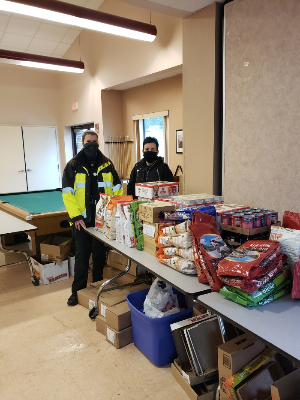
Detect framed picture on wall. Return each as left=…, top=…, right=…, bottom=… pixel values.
left=176, top=129, right=183, bottom=153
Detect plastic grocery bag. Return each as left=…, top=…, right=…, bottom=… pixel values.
left=143, top=278, right=180, bottom=318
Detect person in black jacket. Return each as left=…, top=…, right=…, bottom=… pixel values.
left=127, top=137, right=174, bottom=197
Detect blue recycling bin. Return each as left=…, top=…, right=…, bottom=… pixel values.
left=126, top=287, right=193, bottom=366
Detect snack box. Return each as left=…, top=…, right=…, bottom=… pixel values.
left=135, top=182, right=179, bottom=199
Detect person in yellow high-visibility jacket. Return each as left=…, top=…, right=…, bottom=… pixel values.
left=62, top=130, right=123, bottom=306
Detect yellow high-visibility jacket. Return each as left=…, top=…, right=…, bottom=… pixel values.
left=62, top=150, right=123, bottom=224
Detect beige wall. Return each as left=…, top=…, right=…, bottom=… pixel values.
left=58, top=0, right=183, bottom=167
left=182, top=4, right=217, bottom=195
left=224, top=0, right=300, bottom=219
left=0, top=63, right=60, bottom=126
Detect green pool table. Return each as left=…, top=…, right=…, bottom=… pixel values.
left=0, top=189, right=71, bottom=255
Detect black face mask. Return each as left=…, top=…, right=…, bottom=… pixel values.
left=83, top=142, right=99, bottom=163
left=143, top=151, right=158, bottom=164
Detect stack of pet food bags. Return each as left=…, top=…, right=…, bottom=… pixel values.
left=189, top=211, right=232, bottom=291
left=217, top=240, right=292, bottom=306
left=155, top=211, right=197, bottom=275
left=114, top=199, right=149, bottom=250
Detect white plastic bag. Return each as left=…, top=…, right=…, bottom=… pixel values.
left=143, top=278, right=180, bottom=318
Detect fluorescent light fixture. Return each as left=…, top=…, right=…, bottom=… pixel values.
left=0, top=49, right=85, bottom=73
left=0, top=0, right=157, bottom=42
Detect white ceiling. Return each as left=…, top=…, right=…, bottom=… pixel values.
left=0, top=0, right=224, bottom=58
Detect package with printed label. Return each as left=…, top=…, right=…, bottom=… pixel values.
left=135, top=181, right=179, bottom=199
left=95, top=193, right=110, bottom=232
left=105, top=195, right=133, bottom=240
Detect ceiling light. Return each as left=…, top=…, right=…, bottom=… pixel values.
left=0, top=49, right=84, bottom=73
left=0, top=0, right=157, bottom=42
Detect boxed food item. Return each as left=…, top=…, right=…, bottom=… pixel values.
left=218, top=334, right=266, bottom=400
left=105, top=325, right=133, bottom=349
left=40, top=235, right=71, bottom=263
left=143, top=235, right=158, bottom=256
left=30, top=257, right=69, bottom=285
left=271, top=368, right=300, bottom=400
left=139, top=202, right=175, bottom=223
left=135, top=182, right=179, bottom=199
left=105, top=301, right=131, bottom=331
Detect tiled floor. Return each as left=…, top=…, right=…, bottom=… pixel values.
left=0, top=262, right=188, bottom=400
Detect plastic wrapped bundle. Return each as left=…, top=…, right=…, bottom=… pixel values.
left=163, top=256, right=197, bottom=275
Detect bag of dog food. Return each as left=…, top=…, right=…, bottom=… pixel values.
left=162, top=219, right=191, bottom=236
left=163, top=256, right=197, bottom=275
left=219, top=266, right=292, bottom=306
left=189, top=223, right=231, bottom=291
left=192, top=236, right=209, bottom=283
left=219, top=256, right=287, bottom=293
left=129, top=200, right=148, bottom=250
left=95, top=193, right=110, bottom=232
left=123, top=204, right=135, bottom=248
left=217, top=240, right=281, bottom=279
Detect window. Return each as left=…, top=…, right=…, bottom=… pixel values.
left=133, top=111, right=169, bottom=163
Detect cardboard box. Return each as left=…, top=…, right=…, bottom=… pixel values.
left=106, top=325, right=132, bottom=348
left=77, top=280, right=119, bottom=309
left=135, top=182, right=179, bottom=199
left=40, top=235, right=72, bottom=263
left=139, top=202, right=175, bottom=223
left=98, top=283, right=149, bottom=318
left=143, top=222, right=159, bottom=237
left=30, top=257, right=69, bottom=285
left=220, top=221, right=281, bottom=236
left=95, top=315, right=106, bottom=335
left=218, top=334, right=265, bottom=400
left=77, top=286, right=99, bottom=310
left=271, top=368, right=300, bottom=400
left=143, top=235, right=158, bottom=256
left=107, top=250, right=146, bottom=276
left=174, top=358, right=218, bottom=387
left=237, top=361, right=284, bottom=400
left=171, top=360, right=216, bottom=400
left=103, top=266, right=136, bottom=285
left=105, top=301, right=131, bottom=331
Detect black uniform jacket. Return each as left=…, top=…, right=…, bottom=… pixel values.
left=127, top=157, right=174, bottom=197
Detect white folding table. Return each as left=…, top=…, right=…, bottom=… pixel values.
left=86, top=227, right=211, bottom=296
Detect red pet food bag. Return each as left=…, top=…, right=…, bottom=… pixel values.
left=192, top=211, right=218, bottom=231
left=292, top=261, right=300, bottom=299
left=189, top=223, right=231, bottom=291
left=282, top=211, right=300, bottom=230
left=217, top=240, right=282, bottom=279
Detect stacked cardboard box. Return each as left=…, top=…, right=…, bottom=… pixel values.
left=139, top=202, right=175, bottom=256
left=96, top=301, right=133, bottom=349
left=106, top=250, right=146, bottom=276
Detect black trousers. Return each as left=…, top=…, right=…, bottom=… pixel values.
left=71, top=225, right=106, bottom=295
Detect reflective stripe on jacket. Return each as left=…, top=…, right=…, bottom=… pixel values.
left=62, top=151, right=123, bottom=224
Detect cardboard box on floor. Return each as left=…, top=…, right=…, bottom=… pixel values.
left=98, top=283, right=149, bottom=318
left=106, top=301, right=131, bottom=331
left=236, top=361, right=284, bottom=400
left=271, top=368, right=300, bottom=400
left=102, top=266, right=136, bottom=285
left=107, top=250, right=146, bottom=276
left=171, top=360, right=217, bottom=400
left=30, top=257, right=69, bottom=285
left=106, top=325, right=132, bottom=349
left=218, top=334, right=265, bottom=400
left=77, top=280, right=118, bottom=310
left=96, top=315, right=106, bottom=335
left=40, top=235, right=71, bottom=263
